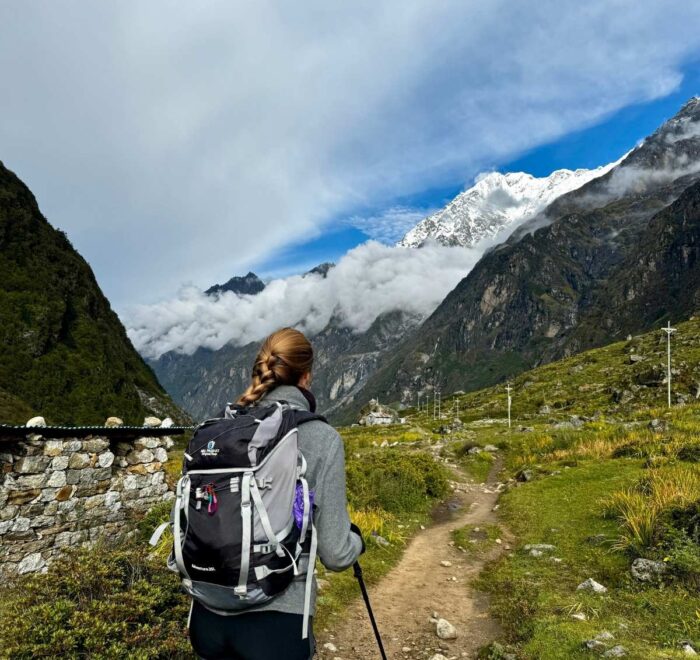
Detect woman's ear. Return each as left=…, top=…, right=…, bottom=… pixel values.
left=297, top=371, right=312, bottom=389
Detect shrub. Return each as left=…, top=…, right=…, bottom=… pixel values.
left=346, top=450, right=448, bottom=513
left=0, top=539, right=190, bottom=659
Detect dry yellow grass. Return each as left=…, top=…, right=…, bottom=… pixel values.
left=602, top=465, right=700, bottom=553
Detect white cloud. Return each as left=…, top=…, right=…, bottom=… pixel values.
left=1, top=2, right=700, bottom=305
left=348, top=206, right=435, bottom=244
left=127, top=241, right=483, bottom=358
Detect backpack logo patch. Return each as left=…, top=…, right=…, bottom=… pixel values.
left=201, top=440, right=220, bottom=457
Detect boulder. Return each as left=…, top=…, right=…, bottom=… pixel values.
left=483, top=444, right=498, bottom=452
left=630, top=558, right=666, bottom=582
left=603, top=647, right=628, bottom=657
left=516, top=469, right=534, bottom=483
left=577, top=578, right=607, bottom=594
left=648, top=418, right=667, bottom=432
left=143, top=416, right=162, bottom=428
left=26, top=416, right=47, bottom=428
left=436, top=618, right=457, bottom=640
left=583, top=640, right=607, bottom=652
left=160, top=417, right=175, bottom=428
left=372, top=534, right=390, bottom=547
left=681, top=642, right=697, bottom=655
left=105, top=416, right=124, bottom=427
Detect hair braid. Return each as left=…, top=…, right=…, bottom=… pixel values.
left=236, top=328, right=313, bottom=406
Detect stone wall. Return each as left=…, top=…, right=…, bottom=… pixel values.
left=0, top=432, right=175, bottom=575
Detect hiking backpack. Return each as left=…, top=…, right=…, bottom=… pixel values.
left=150, top=400, right=325, bottom=638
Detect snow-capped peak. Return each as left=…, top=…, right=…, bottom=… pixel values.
left=397, top=160, right=618, bottom=248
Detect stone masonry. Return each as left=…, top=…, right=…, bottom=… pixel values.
left=0, top=432, right=175, bottom=575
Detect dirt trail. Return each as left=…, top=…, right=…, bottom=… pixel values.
left=318, top=458, right=509, bottom=659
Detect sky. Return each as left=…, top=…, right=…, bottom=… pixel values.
left=1, top=1, right=700, bottom=315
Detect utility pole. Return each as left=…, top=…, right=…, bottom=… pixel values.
left=505, top=383, right=513, bottom=429
left=662, top=321, right=676, bottom=408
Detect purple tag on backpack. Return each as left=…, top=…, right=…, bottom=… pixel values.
left=293, top=483, right=314, bottom=529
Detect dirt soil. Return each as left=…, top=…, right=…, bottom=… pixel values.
left=317, top=458, right=509, bottom=659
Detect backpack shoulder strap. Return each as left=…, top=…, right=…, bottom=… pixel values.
left=292, top=410, right=328, bottom=426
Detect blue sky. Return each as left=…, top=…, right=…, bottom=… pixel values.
left=254, top=58, right=700, bottom=281
left=2, top=2, right=700, bottom=307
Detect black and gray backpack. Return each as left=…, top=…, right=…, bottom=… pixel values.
left=150, top=400, right=325, bottom=638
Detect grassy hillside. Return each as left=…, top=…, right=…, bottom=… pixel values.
left=429, top=315, right=700, bottom=422
left=401, top=318, right=700, bottom=659
left=0, top=161, right=188, bottom=425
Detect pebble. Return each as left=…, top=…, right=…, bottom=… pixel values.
left=571, top=612, right=587, bottom=621
left=603, top=646, right=628, bottom=657
left=323, top=642, right=337, bottom=652
left=440, top=560, right=452, bottom=567
left=401, top=646, right=411, bottom=652
left=681, top=642, right=698, bottom=655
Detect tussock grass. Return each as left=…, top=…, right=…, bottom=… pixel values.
left=603, top=466, right=700, bottom=554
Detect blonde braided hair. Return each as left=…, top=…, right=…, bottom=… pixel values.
left=237, top=327, right=313, bottom=406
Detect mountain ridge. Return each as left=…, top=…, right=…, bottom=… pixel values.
left=0, top=161, right=188, bottom=425
left=397, top=160, right=618, bottom=248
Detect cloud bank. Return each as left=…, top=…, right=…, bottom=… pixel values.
left=1, top=2, right=700, bottom=305
left=127, top=241, right=483, bottom=358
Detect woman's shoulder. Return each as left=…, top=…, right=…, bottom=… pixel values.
left=297, top=417, right=342, bottom=449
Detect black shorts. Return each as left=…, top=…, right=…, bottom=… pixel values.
left=189, top=600, right=315, bottom=660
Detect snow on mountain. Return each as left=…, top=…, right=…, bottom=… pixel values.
left=397, top=161, right=619, bottom=248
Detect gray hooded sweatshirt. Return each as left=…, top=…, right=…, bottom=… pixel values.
left=248, top=385, right=363, bottom=617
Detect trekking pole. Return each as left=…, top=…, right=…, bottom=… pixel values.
left=353, top=561, right=388, bottom=660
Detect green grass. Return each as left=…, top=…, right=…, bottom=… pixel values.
left=452, top=523, right=503, bottom=556
left=477, top=454, right=699, bottom=658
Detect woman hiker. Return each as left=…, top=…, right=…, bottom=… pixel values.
left=187, top=327, right=364, bottom=660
